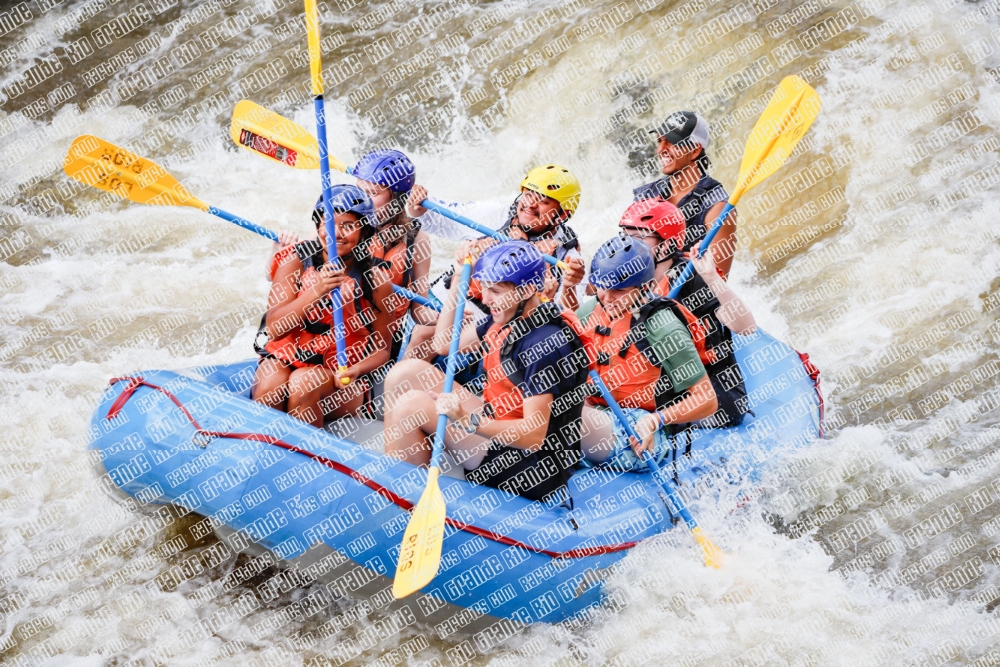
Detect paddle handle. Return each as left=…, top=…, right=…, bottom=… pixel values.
left=307, top=101, right=348, bottom=385
left=666, top=201, right=735, bottom=300
left=394, top=286, right=441, bottom=312
left=209, top=207, right=428, bottom=320
left=209, top=207, right=280, bottom=242
left=587, top=370, right=699, bottom=531
left=430, top=258, right=473, bottom=470
left=420, top=199, right=567, bottom=271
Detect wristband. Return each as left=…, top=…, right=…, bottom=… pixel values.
left=657, top=411, right=667, bottom=427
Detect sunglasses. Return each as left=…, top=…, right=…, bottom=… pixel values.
left=619, top=226, right=655, bottom=239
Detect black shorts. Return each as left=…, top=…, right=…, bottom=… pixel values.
left=702, top=374, right=748, bottom=429
left=465, top=443, right=568, bottom=502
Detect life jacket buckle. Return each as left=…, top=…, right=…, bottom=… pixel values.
left=597, top=352, right=610, bottom=366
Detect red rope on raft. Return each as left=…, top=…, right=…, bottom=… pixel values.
left=795, top=351, right=824, bottom=439
left=105, top=377, right=639, bottom=559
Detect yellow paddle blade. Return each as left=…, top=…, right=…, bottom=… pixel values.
left=63, top=135, right=208, bottom=210
left=304, top=0, right=324, bottom=96
left=393, top=467, right=446, bottom=598
left=229, top=101, right=351, bottom=173
left=692, top=526, right=723, bottom=569
left=231, top=100, right=320, bottom=170
left=732, top=76, right=821, bottom=203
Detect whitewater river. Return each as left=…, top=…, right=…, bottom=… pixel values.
left=3, top=0, right=1000, bottom=664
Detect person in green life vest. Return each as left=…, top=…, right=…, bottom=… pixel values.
left=577, top=235, right=718, bottom=471
left=620, top=198, right=755, bottom=428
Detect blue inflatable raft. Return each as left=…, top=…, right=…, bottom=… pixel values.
left=89, top=328, right=822, bottom=634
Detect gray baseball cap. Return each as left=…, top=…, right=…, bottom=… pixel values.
left=650, top=111, right=710, bottom=150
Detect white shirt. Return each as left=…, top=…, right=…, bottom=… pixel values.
left=414, top=197, right=510, bottom=241
left=417, top=197, right=584, bottom=306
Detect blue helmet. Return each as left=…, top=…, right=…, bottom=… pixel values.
left=352, top=149, right=416, bottom=193
left=589, top=234, right=655, bottom=290
left=312, top=184, right=376, bottom=228
left=474, top=241, right=548, bottom=292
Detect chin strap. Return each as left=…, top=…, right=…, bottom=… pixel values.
left=498, top=298, right=531, bottom=357
left=504, top=194, right=564, bottom=240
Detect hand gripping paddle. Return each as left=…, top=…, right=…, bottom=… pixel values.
left=667, top=75, right=821, bottom=298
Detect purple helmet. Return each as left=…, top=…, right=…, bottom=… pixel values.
left=352, top=149, right=416, bottom=193
left=312, top=184, right=376, bottom=228
left=473, top=241, right=547, bottom=292
left=589, top=234, right=655, bottom=290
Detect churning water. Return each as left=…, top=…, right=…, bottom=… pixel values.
left=2, top=0, right=1000, bottom=663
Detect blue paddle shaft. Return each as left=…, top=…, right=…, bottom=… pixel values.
left=209, top=206, right=425, bottom=315
left=421, top=199, right=560, bottom=268
left=209, top=207, right=279, bottom=242
left=430, top=259, right=473, bottom=470
left=394, top=286, right=441, bottom=312
left=666, top=201, right=735, bottom=300
left=588, top=370, right=699, bottom=530
left=313, top=95, right=349, bottom=371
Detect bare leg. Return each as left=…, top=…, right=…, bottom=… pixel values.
left=322, top=375, right=367, bottom=420
left=383, top=359, right=490, bottom=469
left=384, top=358, right=444, bottom=412
left=287, top=366, right=337, bottom=427
left=402, top=324, right=439, bottom=362
left=252, top=358, right=292, bottom=411
left=579, top=405, right=617, bottom=464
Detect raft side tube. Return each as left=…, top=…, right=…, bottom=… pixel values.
left=88, top=329, right=821, bottom=625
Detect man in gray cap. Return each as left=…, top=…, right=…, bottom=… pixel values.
left=633, top=111, right=737, bottom=279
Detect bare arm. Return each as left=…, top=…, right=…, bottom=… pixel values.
left=437, top=392, right=555, bottom=452
left=704, top=202, right=737, bottom=280
left=432, top=259, right=482, bottom=358
left=409, top=230, right=438, bottom=326
left=557, top=254, right=584, bottom=312
left=472, top=393, right=554, bottom=452
left=688, top=246, right=756, bottom=335
left=432, top=240, right=496, bottom=356
left=630, top=374, right=717, bottom=455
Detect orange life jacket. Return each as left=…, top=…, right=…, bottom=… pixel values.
left=481, top=302, right=594, bottom=420
left=370, top=228, right=418, bottom=331
left=585, top=297, right=709, bottom=411
left=268, top=244, right=298, bottom=281
left=256, top=241, right=377, bottom=368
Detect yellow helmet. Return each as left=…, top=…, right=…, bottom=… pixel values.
left=520, top=164, right=581, bottom=216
